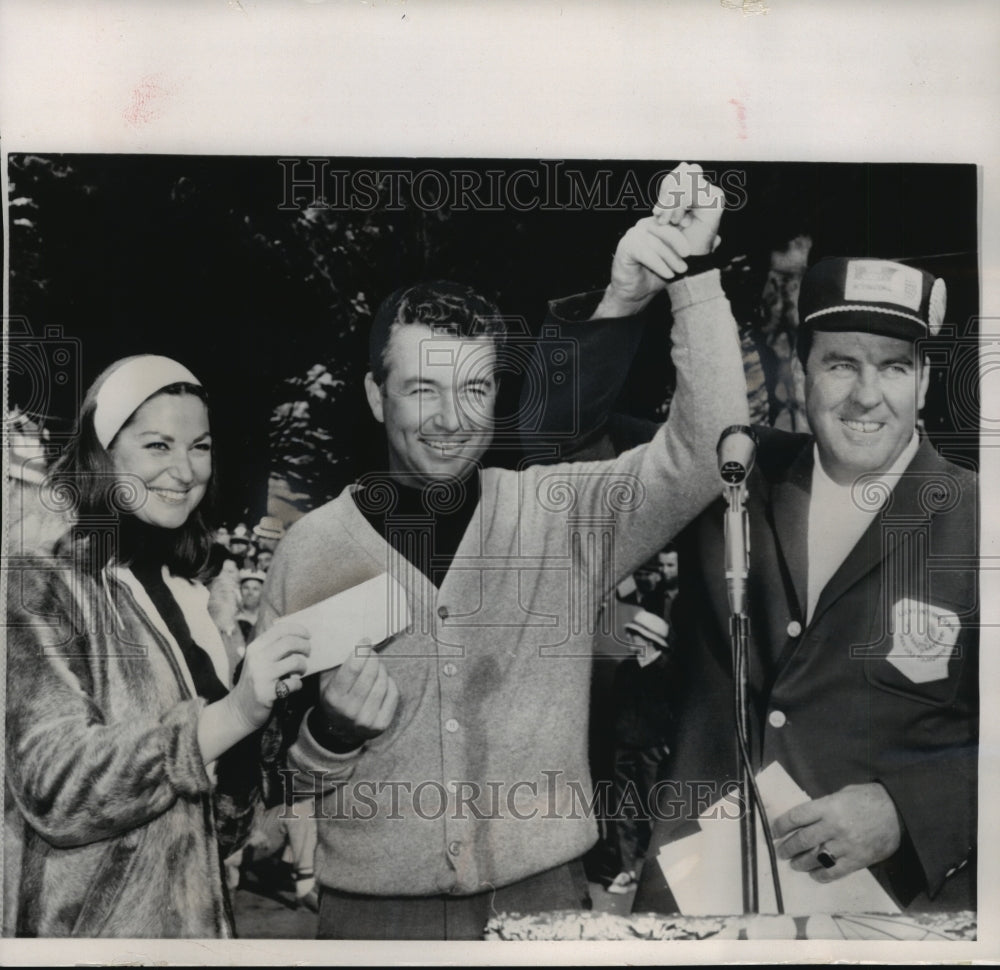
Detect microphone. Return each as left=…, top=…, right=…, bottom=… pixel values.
left=717, top=425, right=757, bottom=486
left=717, top=426, right=758, bottom=615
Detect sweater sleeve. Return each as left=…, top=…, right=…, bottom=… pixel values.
left=520, top=270, right=748, bottom=589
left=284, top=709, right=360, bottom=794
left=4, top=564, right=213, bottom=848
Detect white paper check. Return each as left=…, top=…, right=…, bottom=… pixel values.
left=657, top=761, right=900, bottom=915
left=280, top=573, right=410, bottom=676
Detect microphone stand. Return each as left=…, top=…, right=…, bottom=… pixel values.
left=718, top=425, right=781, bottom=914
left=731, top=615, right=757, bottom=913
left=725, top=483, right=758, bottom=914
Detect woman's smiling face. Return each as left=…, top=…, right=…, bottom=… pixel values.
left=110, top=392, right=212, bottom=530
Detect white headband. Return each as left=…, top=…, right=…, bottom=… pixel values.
left=94, top=355, right=202, bottom=449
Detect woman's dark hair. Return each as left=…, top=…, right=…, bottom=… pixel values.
left=50, top=379, right=215, bottom=578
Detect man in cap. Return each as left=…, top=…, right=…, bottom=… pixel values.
left=253, top=515, right=286, bottom=553
left=653, top=257, right=978, bottom=913
left=607, top=609, right=677, bottom=895
left=258, top=165, right=750, bottom=938
left=236, top=569, right=267, bottom=642
left=525, top=256, right=978, bottom=913
left=228, top=529, right=256, bottom=570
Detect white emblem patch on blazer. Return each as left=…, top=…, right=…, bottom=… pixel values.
left=888, top=598, right=960, bottom=684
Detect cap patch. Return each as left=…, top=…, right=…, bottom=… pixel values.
left=844, top=260, right=923, bottom=311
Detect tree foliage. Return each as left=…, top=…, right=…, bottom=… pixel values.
left=8, top=156, right=980, bottom=520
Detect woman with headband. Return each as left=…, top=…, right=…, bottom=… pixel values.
left=4, top=356, right=311, bottom=938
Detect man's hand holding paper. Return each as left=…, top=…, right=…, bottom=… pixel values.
left=773, top=782, right=903, bottom=883
left=312, top=646, right=400, bottom=752
left=275, top=572, right=408, bottom=752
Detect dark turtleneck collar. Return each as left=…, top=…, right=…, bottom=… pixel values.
left=352, top=469, right=481, bottom=587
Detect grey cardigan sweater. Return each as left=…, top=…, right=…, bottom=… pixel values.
left=258, top=272, right=747, bottom=897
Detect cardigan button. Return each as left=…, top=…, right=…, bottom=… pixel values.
left=768, top=709, right=787, bottom=729
left=442, top=662, right=457, bottom=677
left=786, top=620, right=802, bottom=638
left=445, top=718, right=460, bottom=734
left=448, top=840, right=462, bottom=857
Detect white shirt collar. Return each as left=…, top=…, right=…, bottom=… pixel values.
left=811, top=430, right=921, bottom=498
left=805, top=431, right=920, bottom=623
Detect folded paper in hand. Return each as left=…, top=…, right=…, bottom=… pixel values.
left=282, top=573, right=410, bottom=676
left=657, top=761, right=900, bottom=915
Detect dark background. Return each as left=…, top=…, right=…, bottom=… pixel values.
left=7, top=157, right=980, bottom=525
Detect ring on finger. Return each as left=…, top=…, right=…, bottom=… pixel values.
left=275, top=678, right=290, bottom=701
left=816, top=844, right=837, bottom=869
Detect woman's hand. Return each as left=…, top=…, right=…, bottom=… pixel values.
left=227, top=622, right=311, bottom=733
left=199, top=622, right=311, bottom=763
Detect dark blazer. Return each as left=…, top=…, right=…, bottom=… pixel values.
left=635, top=429, right=979, bottom=914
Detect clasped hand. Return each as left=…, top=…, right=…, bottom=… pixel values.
left=599, top=162, right=725, bottom=318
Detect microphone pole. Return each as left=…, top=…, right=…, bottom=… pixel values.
left=717, top=425, right=758, bottom=914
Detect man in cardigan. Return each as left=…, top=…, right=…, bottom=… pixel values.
left=258, top=165, right=750, bottom=939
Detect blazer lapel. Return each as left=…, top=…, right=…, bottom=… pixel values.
left=768, top=441, right=813, bottom=622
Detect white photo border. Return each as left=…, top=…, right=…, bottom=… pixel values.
left=1, top=0, right=998, bottom=965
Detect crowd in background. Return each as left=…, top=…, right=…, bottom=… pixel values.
left=204, top=517, right=321, bottom=913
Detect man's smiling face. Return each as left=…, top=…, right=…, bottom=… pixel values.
left=365, top=323, right=498, bottom=485
left=805, top=330, right=929, bottom=485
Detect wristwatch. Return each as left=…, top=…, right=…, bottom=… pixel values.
left=667, top=254, right=723, bottom=309
left=307, top=706, right=364, bottom=754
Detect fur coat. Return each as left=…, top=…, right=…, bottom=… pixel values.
left=4, top=557, right=261, bottom=938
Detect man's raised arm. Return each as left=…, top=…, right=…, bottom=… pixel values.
left=517, top=164, right=749, bottom=581
left=519, top=164, right=736, bottom=463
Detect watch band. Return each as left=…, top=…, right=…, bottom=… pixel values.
left=667, top=265, right=724, bottom=310
left=307, top=706, right=364, bottom=754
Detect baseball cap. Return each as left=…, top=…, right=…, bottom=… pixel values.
left=799, top=257, right=946, bottom=342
